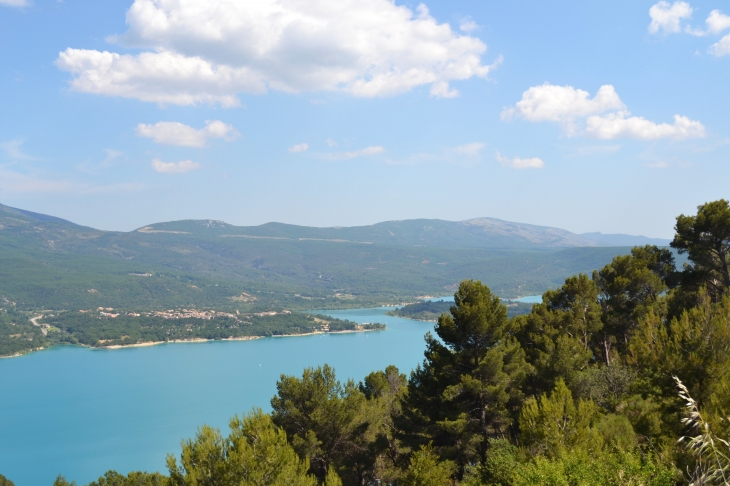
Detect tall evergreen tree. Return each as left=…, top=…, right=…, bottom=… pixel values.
left=404, top=280, right=532, bottom=471
left=672, top=199, right=730, bottom=302
left=514, top=274, right=599, bottom=396
left=359, top=366, right=410, bottom=484
left=270, top=364, right=374, bottom=484
left=594, top=245, right=675, bottom=355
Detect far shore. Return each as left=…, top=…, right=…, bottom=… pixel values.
left=0, top=347, right=45, bottom=359
left=103, top=328, right=383, bottom=347
left=270, top=328, right=384, bottom=338
left=102, top=336, right=263, bottom=349
left=0, top=328, right=385, bottom=359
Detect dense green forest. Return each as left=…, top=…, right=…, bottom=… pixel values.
left=387, top=300, right=533, bottom=321
left=21, top=199, right=730, bottom=485
left=0, top=310, right=383, bottom=356
left=0, top=232, right=634, bottom=311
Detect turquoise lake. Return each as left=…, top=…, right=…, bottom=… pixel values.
left=0, top=298, right=541, bottom=485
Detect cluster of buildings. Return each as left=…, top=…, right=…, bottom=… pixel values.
left=150, top=309, right=237, bottom=320
left=77, top=307, right=293, bottom=321
left=254, top=310, right=291, bottom=317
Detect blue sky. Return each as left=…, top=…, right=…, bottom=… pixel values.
left=0, top=0, right=728, bottom=237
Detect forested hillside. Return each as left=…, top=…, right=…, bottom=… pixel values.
left=32, top=200, right=730, bottom=486
left=0, top=202, right=647, bottom=309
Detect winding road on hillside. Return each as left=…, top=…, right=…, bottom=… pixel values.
left=30, top=315, right=47, bottom=336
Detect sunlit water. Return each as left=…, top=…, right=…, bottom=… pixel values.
left=0, top=308, right=436, bottom=485
left=0, top=298, right=542, bottom=485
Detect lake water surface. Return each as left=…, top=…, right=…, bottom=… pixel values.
left=0, top=298, right=541, bottom=485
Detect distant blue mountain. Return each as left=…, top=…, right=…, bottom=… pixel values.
left=1, top=202, right=672, bottom=250
left=579, top=232, right=671, bottom=247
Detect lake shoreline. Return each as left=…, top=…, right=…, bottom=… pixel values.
left=270, top=328, right=384, bottom=338
left=102, top=335, right=264, bottom=349
left=100, top=330, right=384, bottom=348
left=0, top=346, right=47, bottom=359
left=0, top=328, right=386, bottom=358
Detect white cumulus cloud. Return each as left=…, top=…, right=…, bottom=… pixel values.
left=503, top=83, right=705, bottom=140
left=151, top=158, right=201, bottom=174
left=136, top=120, right=238, bottom=147
left=706, top=10, right=730, bottom=34
left=648, top=1, right=693, bottom=34
left=56, top=0, right=498, bottom=106
left=710, top=33, right=730, bottom=56
left=647, top=4, right=730, bottom=52
left=429, top=81, right=459, bottom=99
left=677, top=8, right=730, bottom=36
left=289, top=143, right=309, bottom=153
left=586, top=113, right=706, bottom=140
left=326, top=139, right=338, bottom=147
left=496, top=151, right=544, bottom=169
left=501, top=84, right=624, bottom=134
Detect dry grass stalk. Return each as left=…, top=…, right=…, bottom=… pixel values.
left=675, top=376, right=730, bottom=485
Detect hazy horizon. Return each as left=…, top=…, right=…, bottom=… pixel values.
left=1, top=200, right=675, bottom=240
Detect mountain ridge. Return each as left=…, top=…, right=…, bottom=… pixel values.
left=132, top=215, right=670, bottom=249
left=1, top=202, right=671, bottom=250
